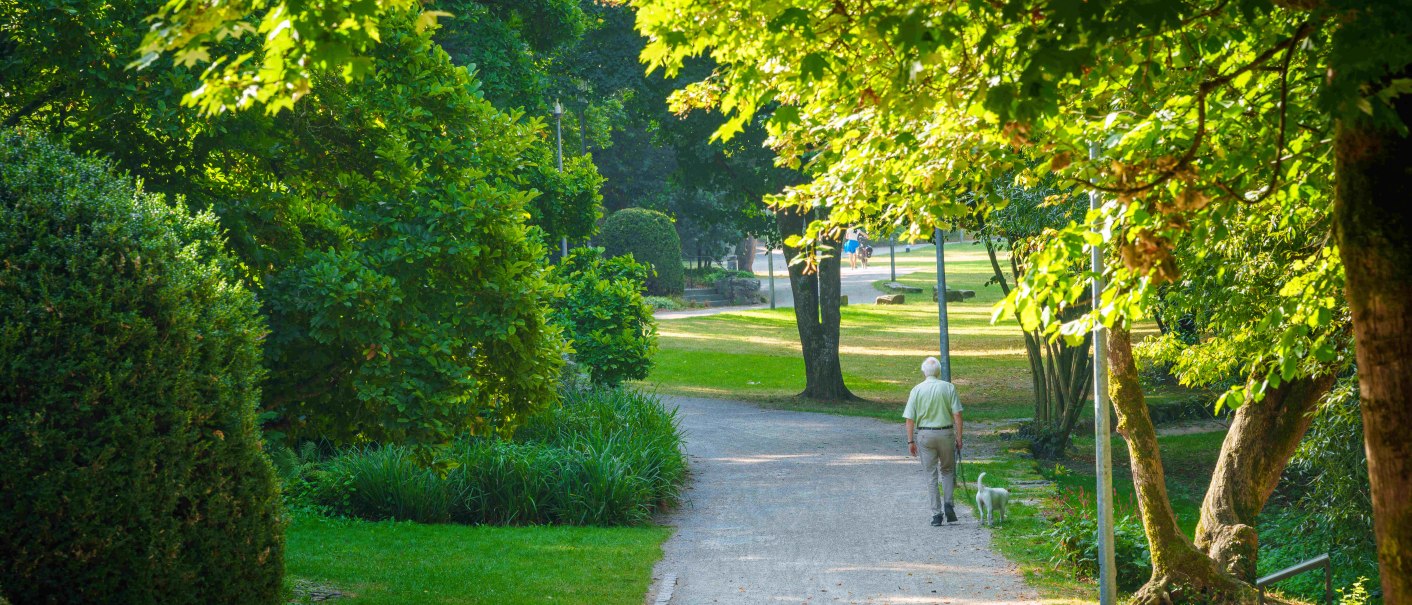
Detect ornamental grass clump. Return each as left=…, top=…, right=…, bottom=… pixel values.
left=317, top=387, right=685, bottom=526
left=0, top=131, right=283, bottom=604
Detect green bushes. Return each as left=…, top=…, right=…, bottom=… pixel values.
left=550, top=248, right=658, bottom=386
left=599, top=208, right=684, bottom=296
left=644, top=296, right=687, bottom=310
left=309, top=387, right=685, bottom=526
left=683, top=266, right=754, bottom=288
left=0, top=131, right=283, bottom=604
left=1044, top=488, right=1152, bottom=592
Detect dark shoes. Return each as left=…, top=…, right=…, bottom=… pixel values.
left=931, top=514, right=944, bottom=527
left=944, top=503, right=957, bottom=523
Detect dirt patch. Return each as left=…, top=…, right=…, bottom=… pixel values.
left=288, top=580, right=350, bottom=603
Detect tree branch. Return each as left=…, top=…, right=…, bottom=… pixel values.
left=1077, top=22, right=1317, bottom=196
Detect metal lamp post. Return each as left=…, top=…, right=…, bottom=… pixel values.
left=1090, top=142, right=1117, bottom=604
left=934, top=227, right=951, bottom=381
left=553, top=99, right=567, bottom=260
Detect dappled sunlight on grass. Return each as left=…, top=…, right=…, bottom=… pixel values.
left=645, top=247, right=1040, bottom=423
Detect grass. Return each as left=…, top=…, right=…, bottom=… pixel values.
left=645, top=245, right=1036, bottom=422
left=285, top=514, right=670, bottom=605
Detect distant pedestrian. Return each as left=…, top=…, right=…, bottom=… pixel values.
left=844, top=226, right=868, bottom=269
left=904, top=357, right=964, bottom=526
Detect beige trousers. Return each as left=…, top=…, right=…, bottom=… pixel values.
left=917, top=428, right=956, bottom=516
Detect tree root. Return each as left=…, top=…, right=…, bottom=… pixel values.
left=1129, top=570, right=1261, bottom=605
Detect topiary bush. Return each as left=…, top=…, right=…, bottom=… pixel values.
left=598, top=208, right=684, bottom=296
left=0, top=131, right=283, bottom=604
left=549, top=248, right=657, bottom=386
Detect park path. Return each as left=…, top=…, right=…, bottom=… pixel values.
left=646, top=396, right=1040, bottom=605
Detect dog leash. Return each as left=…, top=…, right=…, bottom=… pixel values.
left=955, top=444, right=972, bottom=501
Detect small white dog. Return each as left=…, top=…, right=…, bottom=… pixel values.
left=975, top=472, right=1010, bottom=527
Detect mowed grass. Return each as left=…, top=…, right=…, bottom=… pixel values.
left=285, top=515, right=671, bottom=605
left=646, top=245, right=1035, bottom=421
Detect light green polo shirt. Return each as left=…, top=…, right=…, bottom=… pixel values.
left=903, top=377, right=963, bottom=428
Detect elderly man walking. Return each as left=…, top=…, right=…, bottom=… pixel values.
left=904, top=357, right=964, bottom=526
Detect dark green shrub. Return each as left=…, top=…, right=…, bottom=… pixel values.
left=1044, top=488, right=1151, bottom=592
left=598, top=208, right=684, bottom=295
left=549, top=248, right=658, bottom=386
left=644, top=295, right=686, bottom=311
left=1260, top=378, right=1379, bottom=603
left=683, top=266, right=754, bottom=288
left=0, top=131, right=283, bottom=604
left=312, top=387, right=684, bottom=526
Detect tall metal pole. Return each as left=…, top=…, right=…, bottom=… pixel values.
left=1090, top=142, right=1117, bottom=604
left=554, top=100, right=567, bottom=260
left=934, top=228, right=951, bottom=382
left=768, top=245, right=777, bottom=309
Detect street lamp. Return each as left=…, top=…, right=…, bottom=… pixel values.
left=935, top=227, right=951, bottom=381
left=552, top=99, right=567, bottom=260
left=1090, top=142, right=1117, bottom=604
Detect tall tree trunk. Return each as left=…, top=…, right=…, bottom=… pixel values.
left=1108, top=326, right=1258, bottom=604
left=984, top=234, right=1094, bottom=457
left=736, top=237, right=755, bottom=273
left=1193, top=374, right=1337, bottom=582
left=1334, top=69, right=1412, bottom=603
left=575, top=107, right=589, bottom=156
left=778, top=209, right=856, bottom=401
left=985, top=236, right=1057, bottom=438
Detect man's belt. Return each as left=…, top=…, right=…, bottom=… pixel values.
left=916, top=426, right=952, bottom=430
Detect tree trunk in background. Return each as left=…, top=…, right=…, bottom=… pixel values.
left=1335, top=71, right=1412, bottom=603
left=575, top=107, right=588, bottom=156
left=736, top=237, right=755, bottom=273
left=1194, top=374, right=1337, bottom=582
left=983, top=235, right=1090, bottom=458
left=778, top=208, right=856, bottom=401
left=1108, top=327, right=1257, bottom=605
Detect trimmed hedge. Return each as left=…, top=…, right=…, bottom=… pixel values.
left=599, top=208, right=684, bottom=296
left=0, top=131, right=283, bottom=604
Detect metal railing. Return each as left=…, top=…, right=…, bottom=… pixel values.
left=1256, top=553, right=1331, bottom=605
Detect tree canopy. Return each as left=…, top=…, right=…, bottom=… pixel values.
left=633, top=0, right=1412, bottom=599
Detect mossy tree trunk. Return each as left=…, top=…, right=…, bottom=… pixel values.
left=1334, top=68, right=1412, bottom=603
left=1193, top=374, right=1337, bottom=582
left=778, top=208, right=856, bottom=401
left=1108, top=326, right=1258, bottom=605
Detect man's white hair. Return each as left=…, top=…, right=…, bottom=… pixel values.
left=921, top=357, right=942, bottom=378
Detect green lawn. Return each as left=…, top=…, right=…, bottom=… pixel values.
left=646, top=246, right=1036, bottom=421
left=285, top=515, right=670, bottom=605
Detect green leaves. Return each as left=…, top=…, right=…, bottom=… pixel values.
left=549, top=248, right=658, bottom=387
left=133, top=0, right=439, bottom=116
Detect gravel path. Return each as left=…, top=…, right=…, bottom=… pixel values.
left=647, top=396, right=1040, bottom=605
